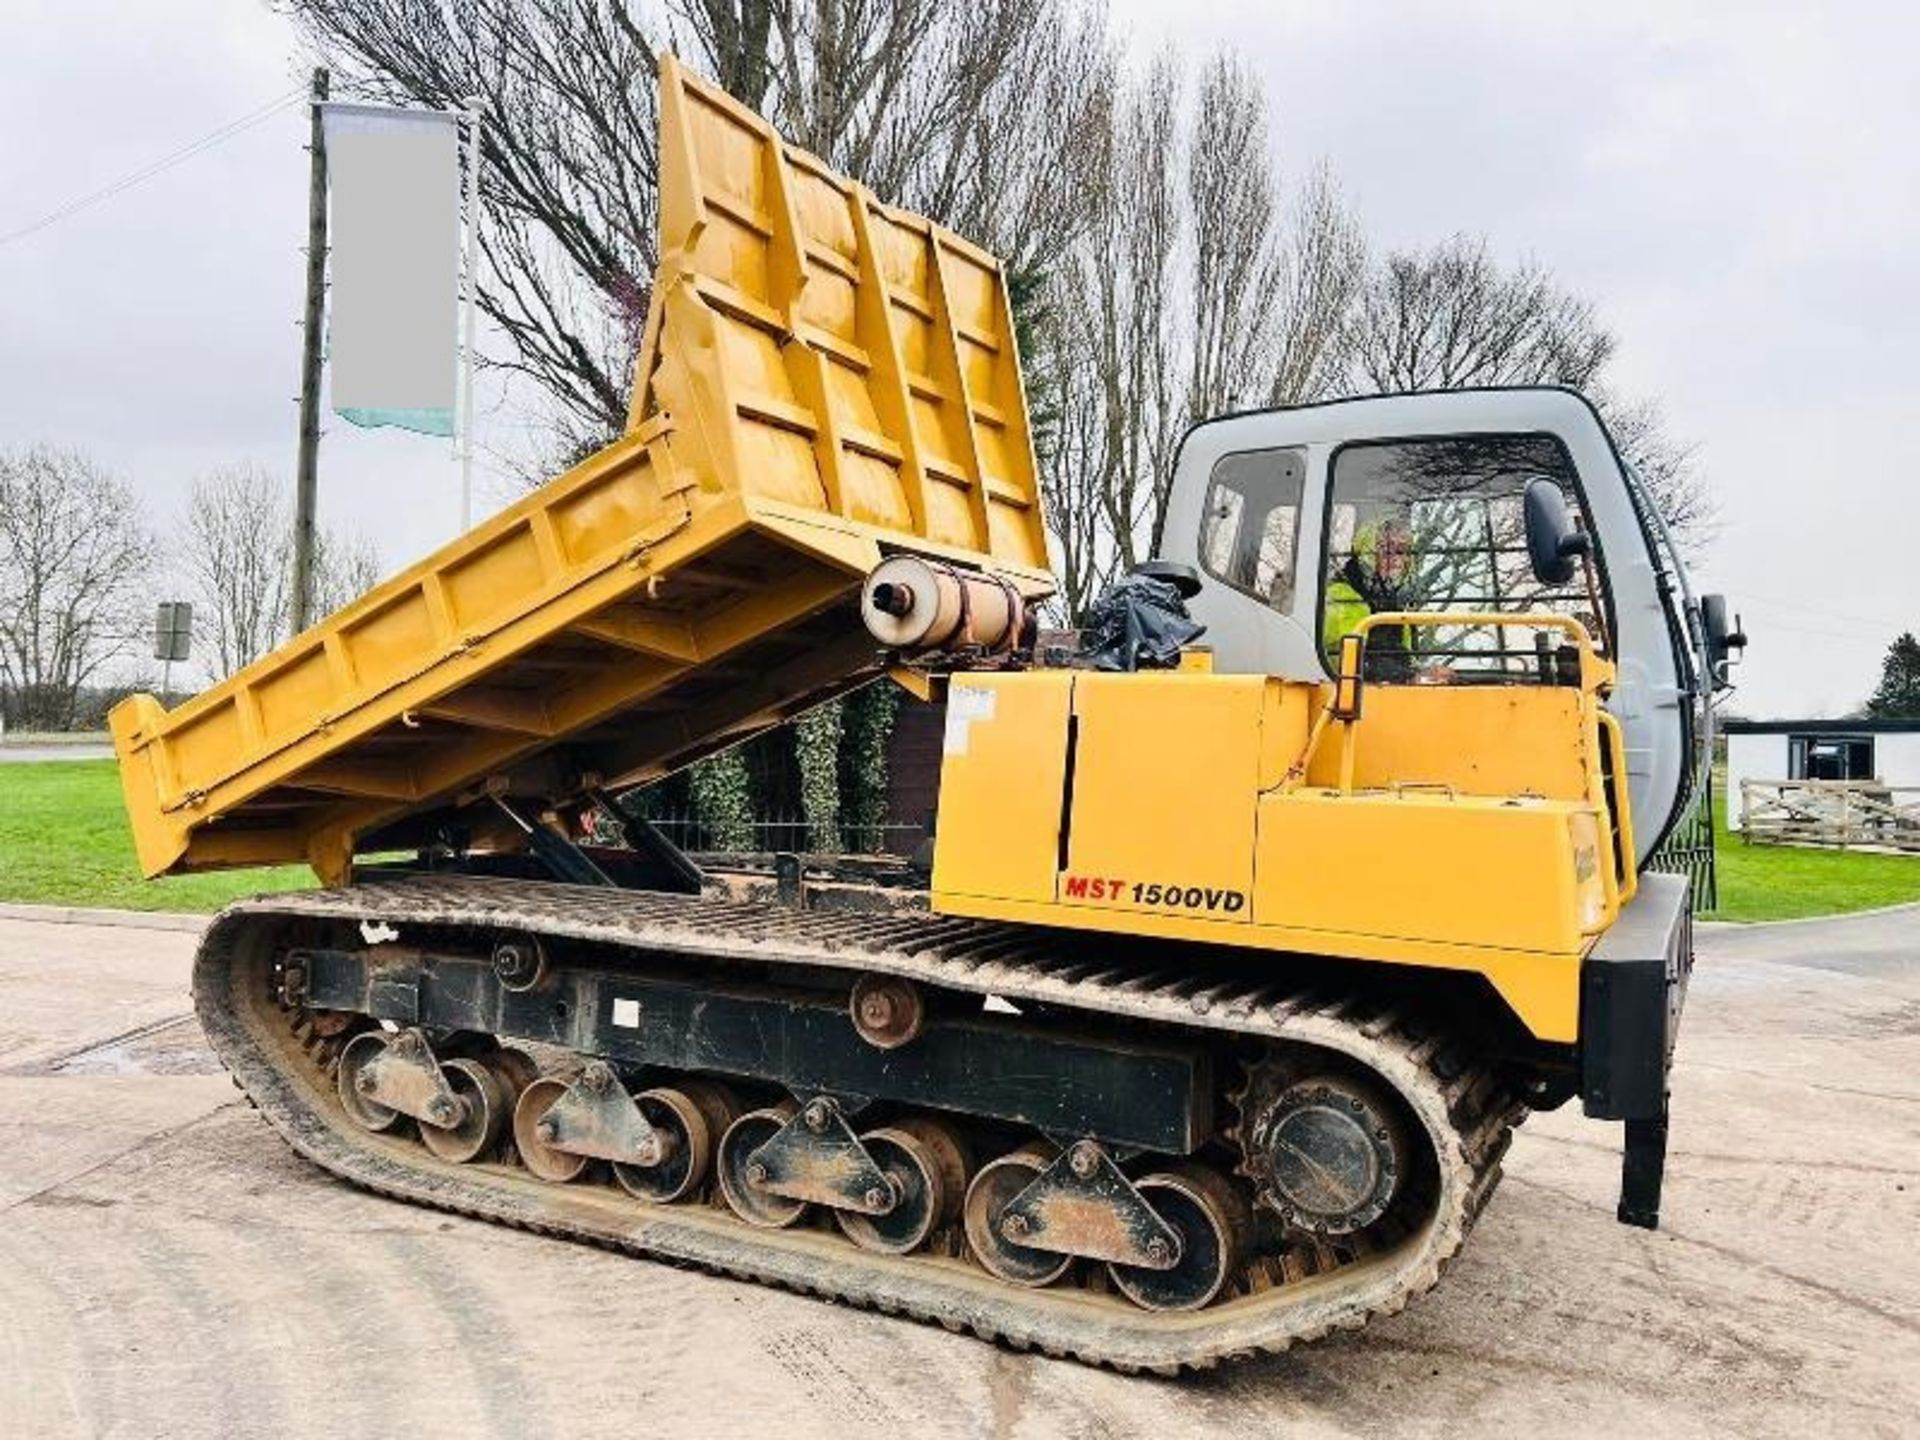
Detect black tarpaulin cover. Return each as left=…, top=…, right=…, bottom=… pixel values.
left=1081, top=572, right=1205, bottom=672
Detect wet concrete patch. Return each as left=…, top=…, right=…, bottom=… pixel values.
left=20, top=1016, right=222, bottom=1078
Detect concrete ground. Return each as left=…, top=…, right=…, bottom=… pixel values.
left=0, top=908, right=1914, bottom=1439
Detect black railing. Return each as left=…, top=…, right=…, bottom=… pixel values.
left=1647, top=779, right=1717, bottom=915
left=618, top=810, right=930, bottom=859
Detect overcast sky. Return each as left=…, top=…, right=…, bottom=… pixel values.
left=3, top=1, right=1915, bottom=716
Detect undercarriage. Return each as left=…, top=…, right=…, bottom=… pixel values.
left=199, top=874, right=1525, bottom=1372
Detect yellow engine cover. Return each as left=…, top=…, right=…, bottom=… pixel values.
left=931, top=669, right=1612, bottom=1043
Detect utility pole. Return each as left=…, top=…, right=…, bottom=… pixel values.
left=291, top=66, right=330, bottom=633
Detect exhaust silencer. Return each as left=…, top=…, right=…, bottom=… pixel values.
left=860, top=555, right=1025, bottom=655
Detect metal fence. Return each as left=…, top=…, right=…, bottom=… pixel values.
left=1739, top=780, right=1920, bottom=853
left=616, top=810, right=930, bottom=860
left=1649, top=777, right=1718, bottom=914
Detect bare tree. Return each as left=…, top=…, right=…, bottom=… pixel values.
left=0, top=447, right=153, bottom=731
left=1343, top=234, right=1614, bottom=393
left=1264, top=163, right=1365, bottom=406
left=311, top=527, right=385, bottom=616
left=182, top=465, right=385, bottom=681
left=1342, top=235, right=1707, bottom=536
left=1043, top=48, right=1355, bottom=611
left=1044, top=55, right=1182, bottom=616
left=185, top=466, right=292, bottom=679
left=1185, top=56, right=1284, bottom=427
left=1597, top=390, right=1715, bottom=546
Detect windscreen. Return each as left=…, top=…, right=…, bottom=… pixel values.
left=1320, top=433, right=1607, bottom=681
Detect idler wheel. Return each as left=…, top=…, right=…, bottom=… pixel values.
left=418, top=1058, right=508, bottom=1164
left=335, top=1031, right=401, bottom=1133
left=716, top=1103, right=806, bottom=1229
left=834, top=1118, right=967, bottom=1255
left=1106, top=1166, right=1249, bottom=1313
left=962, top=1143, right=1072, bottom=1287
left=512, top=1076, right=590, bottom=1183
left=614, top=1087, right=711, bottom=1204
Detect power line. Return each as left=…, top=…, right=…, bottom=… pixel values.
left=0, top=88, right=305, bottom=249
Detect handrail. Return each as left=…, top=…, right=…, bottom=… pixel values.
left=1597, top=710, right=1639, bottom=906
left=1350, top=610, right=1609, bottom=692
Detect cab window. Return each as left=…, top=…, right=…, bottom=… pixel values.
left=1199, top=448, right=1305, bottom=613
left=1320, top=434, right=1604, bottom=680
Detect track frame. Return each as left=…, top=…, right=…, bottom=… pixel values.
left=198, top=875, right=1522, bottom=1373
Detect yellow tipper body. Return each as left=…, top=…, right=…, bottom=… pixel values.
left=930, top=618, right=1634, bottom=1043
left=111, top=57, right=1050, bottom=884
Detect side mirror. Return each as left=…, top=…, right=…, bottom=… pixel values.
left=1523, top=477, right=1591, bottom=586
left=1699, top=594, right=1747, bottom=688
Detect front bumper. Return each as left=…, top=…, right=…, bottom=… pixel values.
left=1579, top=872, right=1693, bottom=1227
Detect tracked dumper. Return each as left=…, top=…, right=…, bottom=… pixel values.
left=113, top=59, right=1731, bottom=1372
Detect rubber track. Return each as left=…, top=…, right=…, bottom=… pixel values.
left=195, top=875, right=1524, bottom=1373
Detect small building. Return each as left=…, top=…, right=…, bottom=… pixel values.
left=1723, top=717, right=1920, bottom=829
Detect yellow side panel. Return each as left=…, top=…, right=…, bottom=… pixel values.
left=1257, top=680, right=1318, bottom=788
left=1306, top=686, right=1588, bottom=799
left=935, top=887, right=1582, bottom=1042
left=1256, top=791, right=1589, bottom=954
left=1060, top=674, right=1265, bottom=921
left=1568, top=807, right=1610, bottom=936
left=442, top=524, right=550, bottom=631
left=930, top=673, right=1072, bottom=904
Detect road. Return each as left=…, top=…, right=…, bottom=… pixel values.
left=0, top=743, right=113, bottom=763
left=1, top=905, right=1915, bottom=1439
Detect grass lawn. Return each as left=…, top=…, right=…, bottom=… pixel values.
left=0, top=759, right=310, bottom=912
left=1703, top=771, right=1920, bottom=922
left=1, top=757, right=1915, bottom=923
left=1710, top=840, right=1920, bottom=922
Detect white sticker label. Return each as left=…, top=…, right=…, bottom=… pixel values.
left=943, top=683, right=998, bottom=756
left=612, top=997, right=641, bottom=1029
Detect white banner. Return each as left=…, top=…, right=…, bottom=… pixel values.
left=323, top=103, right=459, bottom=436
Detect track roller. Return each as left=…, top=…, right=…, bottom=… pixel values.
left=677, top=1079, right=742, bottom=1158
left=835, top=1118, right=969, bottom=1255
left=614, top=1087, right=712, bottom=1203
left=512, top=1076, right=590, bottom=1183
left=487, top=1047, right=540, bottom=1101
left=335, top=1031, right=402, bottom=1133
left=716, top=1102, right=807, bottom=1229
left=963, top=1142, right=1073, bottom=1287
left=1106, top=1165, right=1251, bottom=1312
left=418, top=1058, right=510, bottom=1164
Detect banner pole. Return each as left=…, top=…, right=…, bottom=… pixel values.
left=457, top=97, right=484, bottom=533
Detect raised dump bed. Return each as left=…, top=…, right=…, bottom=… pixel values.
left=112, top=58, right=1051, bottom=884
